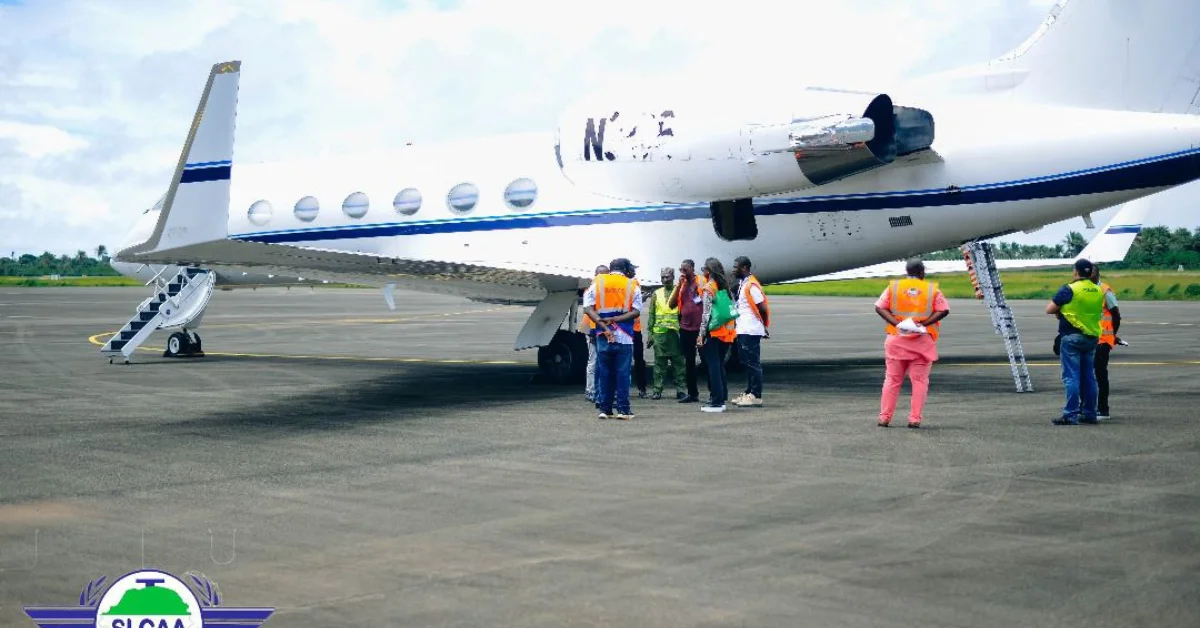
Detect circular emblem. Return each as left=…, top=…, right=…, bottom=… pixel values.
left=94, top=569, right=203, bottom=628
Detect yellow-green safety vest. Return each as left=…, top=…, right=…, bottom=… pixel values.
left=1061, top=279, right=1104, bottom=338
left=652, top=286, right=679, bottom=334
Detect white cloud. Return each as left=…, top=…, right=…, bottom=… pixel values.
left=0, top=0, right=1192, bottom=258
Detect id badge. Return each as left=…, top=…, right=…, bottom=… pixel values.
left=692, top=296, right=702, bottom=304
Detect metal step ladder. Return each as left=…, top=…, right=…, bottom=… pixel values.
left=100, top=266, right=215, bottom=363
left=962, top=241, right=1034, bottom=392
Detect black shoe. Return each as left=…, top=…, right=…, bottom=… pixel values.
left=676, top=392, right=688, bottom=401
left=637, top=389, right=648, bottom=399
left=678, top=395, right=699, bottom=403
left=650, top=391, right=662, bottom=400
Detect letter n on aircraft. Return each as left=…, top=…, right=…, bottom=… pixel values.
left=584, top=114, right=617, bottom=161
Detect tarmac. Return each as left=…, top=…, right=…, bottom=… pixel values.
left=1, top=286, right=1199, bottom=627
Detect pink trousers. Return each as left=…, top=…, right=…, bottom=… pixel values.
left=879, top=358, right=932, bottom=424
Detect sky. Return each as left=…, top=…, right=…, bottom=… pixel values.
left=0, top=0, right=1196, bottom=258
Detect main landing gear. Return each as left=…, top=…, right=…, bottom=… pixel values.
left=534, top=330, right=588, bottom=385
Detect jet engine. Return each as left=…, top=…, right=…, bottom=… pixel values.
left=554, top=90, right=934, bottom=205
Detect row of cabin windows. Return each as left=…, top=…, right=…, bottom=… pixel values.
left=246, top=178, right=539, bottom=226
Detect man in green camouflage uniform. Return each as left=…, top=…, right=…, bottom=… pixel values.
left=647, top=266, right=688, bottom=400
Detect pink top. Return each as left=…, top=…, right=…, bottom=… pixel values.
left=875, top=284, right=949, bottom=362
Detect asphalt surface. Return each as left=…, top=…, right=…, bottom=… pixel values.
left=1, top=287, right=1198, bottom=627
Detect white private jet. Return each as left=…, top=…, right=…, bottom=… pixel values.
left=107, top=0, right=1200, bottom=384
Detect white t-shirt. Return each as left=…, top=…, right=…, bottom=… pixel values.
left=583, top=279, right=644, bottom=345
left=735, top=280, right=767, bottom=336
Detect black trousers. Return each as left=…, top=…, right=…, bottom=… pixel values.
left=679, top=329, right=700, bottom=398
left=1095, top=342, right=1112, bottom=414
left=632, top=331, right=648, bottom=392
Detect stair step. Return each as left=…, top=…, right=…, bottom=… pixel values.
left=130, top=321, right=146, bottom=331
left=148, top=301, right=161, bottom=312
left=109, top=340, right=127, bottom=350
left=120, top=330, right=137, bottom=340
left=138, top=311, right=157, bottom=322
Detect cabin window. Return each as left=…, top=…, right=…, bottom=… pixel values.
left=393, top=188, right=422, bottom=215
left=248, top=200, right=273, bottom=226
left=447, top=183, right=479, bottom=215
left=294, top=196, right=319, bottom=222
left=342, top=191, right=369, bottom=219
left=504, top=178, right=537, bottom=210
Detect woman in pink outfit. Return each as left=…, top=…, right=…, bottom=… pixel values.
left=873, top=259, right=950, bottom=428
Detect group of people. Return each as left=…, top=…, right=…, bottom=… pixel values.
left=870, top=256, right=1124, bottom=427
left=581, top=256, right=769, bottom=420
left=578, top=254, right=1123, bottom=427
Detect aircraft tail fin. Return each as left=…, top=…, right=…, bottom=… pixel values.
left=120, top=61, right=240, bottom=260
left=1074, top=197, right=1149, bottom=264
left=993, top=0, right=1200, bottom=114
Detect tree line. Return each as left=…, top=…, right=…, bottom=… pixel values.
left=3, top=227, right=1200, bottom=276
left=924, top=226, right=1200, bottom=269
left=0, top=246, right=122, bottom=277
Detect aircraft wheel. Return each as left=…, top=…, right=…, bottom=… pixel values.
left=164, top=332, right=190, bottom=357
left=536, top=330, right=587, bottom=385
left=189, top=332, right=203, bottom=355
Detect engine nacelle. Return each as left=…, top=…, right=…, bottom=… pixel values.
left=554, top=91, right=934, bottom=204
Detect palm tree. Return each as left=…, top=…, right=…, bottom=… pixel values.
left=1062, top=231, right=1087, bottom=257
left=95, top=245, right=108, bottom=260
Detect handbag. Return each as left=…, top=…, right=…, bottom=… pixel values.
left=708, top=288, right=739, bottom=331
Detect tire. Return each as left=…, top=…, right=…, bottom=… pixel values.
left=164, top=332, right=190, bottom=357
left=536, top=330, right=587, bottom=385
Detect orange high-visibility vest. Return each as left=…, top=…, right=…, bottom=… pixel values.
left=594, top=273, right=635, bottom=312
left=885, top=278, right=941, bottom=341
left=741, top=275, right=768, bottom=326
left=704, top=279, right=738, bottom=342
left=1099, top=281, right=1115, bottom=347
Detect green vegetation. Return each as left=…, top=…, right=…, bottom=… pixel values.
left=766, top=270, right=1200, bottom=301
left=0, top=246, right=121, bottom=278
left=0, top=276, right=141, bottom=287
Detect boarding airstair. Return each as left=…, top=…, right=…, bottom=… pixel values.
left=962, top=242, right=1034, bottom=393
left=100, top=266, right=215, bottom=363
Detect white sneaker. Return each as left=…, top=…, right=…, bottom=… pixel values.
left=734, top=393, right=762, bottom=407
left=701, top=404, right=726, bottom=413
left=730, top=393, right=748, bottom=404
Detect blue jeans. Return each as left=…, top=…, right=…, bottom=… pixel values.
left=1059, top=333, right=1099, bottom=423
left=595, top=335, right=633, bottom=414
left=737, top=334, right=763, bottom=398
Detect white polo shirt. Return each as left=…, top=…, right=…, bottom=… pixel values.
left=735, top=280, right=767, bottom=336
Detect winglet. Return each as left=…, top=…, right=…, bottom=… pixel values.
left=120, top=60, right=241, bottom=260
left=1076, top=197, right=1150, bottom=263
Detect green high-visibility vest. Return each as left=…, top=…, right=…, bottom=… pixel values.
left=652, top=287, right=679, bottom=334
left=1061, top=279, right=1104, bottom=338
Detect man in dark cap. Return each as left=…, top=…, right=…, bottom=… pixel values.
left=1046, top=258, right=1105, bottom=425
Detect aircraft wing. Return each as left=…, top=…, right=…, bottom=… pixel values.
left=127, top=239, right=590, bottom=305
left=785, top=196, right=1149, bottom=284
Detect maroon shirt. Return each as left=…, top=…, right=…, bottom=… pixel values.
left=676, top=275, right=703, bottom=331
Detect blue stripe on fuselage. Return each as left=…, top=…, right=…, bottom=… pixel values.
left=230, top=147, right=1200, bottom=244
left=1103, top=225, right=1142, bottom=234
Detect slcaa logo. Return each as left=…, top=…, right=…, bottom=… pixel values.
left=24, top=569, right=273, bottom=628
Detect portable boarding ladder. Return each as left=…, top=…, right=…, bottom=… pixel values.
left=962, top=242, right=1034, bottom=392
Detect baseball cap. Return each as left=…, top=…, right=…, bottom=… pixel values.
left=1074, top=258, right=1094, bottom=276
